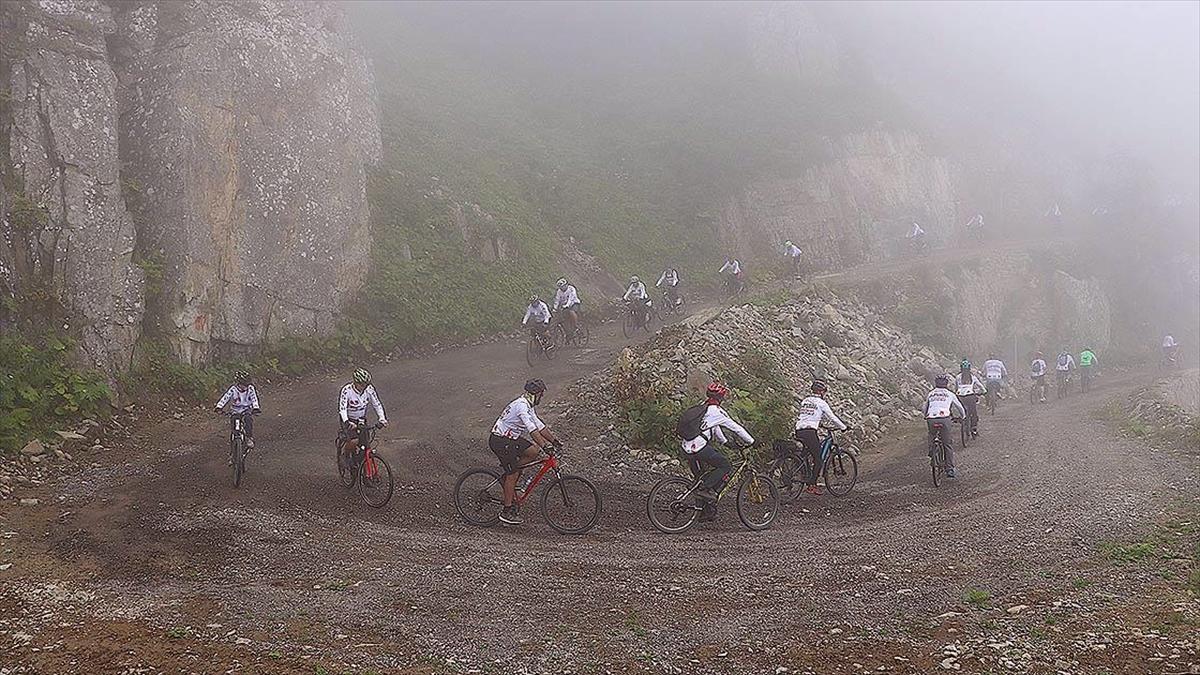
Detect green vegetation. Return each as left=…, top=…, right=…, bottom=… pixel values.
left=1097, top=541, right=1156, bottom=564
left=961, top=588, right=992, bottom=610
left=0, top=334, right=111, bottom=452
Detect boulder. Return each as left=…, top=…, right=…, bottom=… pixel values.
left=19, top=440, right=46, bottom=457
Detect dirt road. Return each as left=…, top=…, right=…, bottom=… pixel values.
left=2, top=279, right=1198, bottom=673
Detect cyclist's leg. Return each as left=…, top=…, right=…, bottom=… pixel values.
left=943, top=420, right=956, bottom=473
left=794, top=428, right=822, bottom=484
left=693, top=443, right=731, bottom=492
left=489, top=434, right=530, bottom=507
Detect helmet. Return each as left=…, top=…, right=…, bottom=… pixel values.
left=811, top=380, right=828, bottom=394
left=529, top=294, right=540, bottom=304
left=353, top=368, right=371, bottom=385
left=524, top=379, right=546, bottom=395
left=1036, top=351, right=1044, bottom=357
left=630, top=275, right=640, bottom=284
left=960, top=359, right=971, bottom=371
left=784, top=240, right=793, bottom=247
left=556, top=278, right=568, bottom=289
left=935, top=374, right=950, bottom=388
left=234, top=370, right=250, bottom=385
left=706, top=381, right=730, bottom=401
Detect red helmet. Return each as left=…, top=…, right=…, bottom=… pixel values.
left=706, top=381, right=730, bottom=401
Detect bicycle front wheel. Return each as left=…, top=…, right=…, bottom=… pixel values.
left=540, top=474, right=601, bottom=535
left=772, top=454, right=805, bottom=503
left=736, top=472, right=779, bottom=530
left=646, top=477, right=699, bottom=534
left=931, top=443, right=943, bottom=487
left=232, top=438, right=245, bottom=488
left=359, top=454, right=394, bottom=508
left=960, top=421, right=968, bottom=448
left=336, top=442, right=356, bottom=489
left=576, top=320, right=591, bottom=346
left=453, top=468, right=504, bottom=527
left=823, top=450, right=858, bottom=497
left=622, top=313, right=634, bottom=338
left=526, top=338, right=537, bottom=366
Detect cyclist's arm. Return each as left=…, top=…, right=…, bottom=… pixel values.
left=215, top=386, right=235, bottom=410
left=950, top=394, right=966, bottom=419
left=370, top=391, right=387, bottom=426
left=656, top=272, right=666, bottom=287
left=521, top=306, right=533, bottom=325
left=713, top=409, right=754, bottom=446
left=821, top=400, right=848, bottom=431
left=338, top=387, right=350, bottom=423
left=248, top=386, right=261, bottom=412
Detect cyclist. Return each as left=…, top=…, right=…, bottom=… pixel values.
left=490, top=379, right=560, bottom=525
left=924, top=374, right=965, bottom=479
left=1162, top=334, right=1178, bottom=367
left=906, top=222, right=926, bottom=252
left=522, top=294, right=552, bottom=342
left=1055, top=348, right=1076, bottom=392
left=656, top=267, right=682, bottom=308
left=719, top=256, right=744, bottom=295
left=792, top=380, right=847, bottom=495
left=982, top=353, right=1008, bottom=406
left=681, top=382, right=755, bottom=508
left=214, top=370, right=261, bottom=452
left=783, top=240, right=803, bottom=278
left=1079, top=346, right=1100, bottom=392
left=954, top=360, right=985, bottom=437
left=964, top=213, right=984, bottom=239
left=552, top=278, right=581, bottom=340
left=1030, top=351, right=1048, bottom=403
left=338, top=368, right=388, bottom=462
left=622, top=275, right=651, bottom=327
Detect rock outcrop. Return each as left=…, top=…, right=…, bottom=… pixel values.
left=1, top=0, right=379, bottom=375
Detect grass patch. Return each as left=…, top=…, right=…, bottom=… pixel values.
left=1071, top=577, right=1093, bottom=589
left=624, top=610, right=649, bottom=639
left=962, top=588, right=992, bottom=610
left=164, top=626, right=193, bottom=640
left=0, top=334, right=112, bottom=452
left=1097, top=541, right=1156, bottom=564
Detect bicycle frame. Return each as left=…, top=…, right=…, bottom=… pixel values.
left=511, top=453, right=561, bottom=505
left=688, top=448, right=755, bottom=503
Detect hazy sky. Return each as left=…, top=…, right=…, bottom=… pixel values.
left=833, top=0, right=1200, bottom=194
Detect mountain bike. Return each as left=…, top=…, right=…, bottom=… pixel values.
left=621, top=300, right=654, bottom=338
left=722, top=274, right=745, bottom=299
left=226, top=411, right=257, bottom=488
left=769, top=430, right=858, bottom=503
left=960, top=413, right=970, bottom=448
left=336, top=422, right=394, bottom=508
left=984, top=381, right=999, bottom=415
left=659, top=289, right=685, bottom=318
left=525, top=327, right=556, bottom=366
left=646, top=445, right=779, bottom=534
left=551, top=311, right=590, bottom=348
left=453, top=446, right=601, bottom=534
left=929, top=419, right=960, bottom=487
left=1029, top=376, right=1046, bottom=404
left=1056, top=371, right=1072, bottom=400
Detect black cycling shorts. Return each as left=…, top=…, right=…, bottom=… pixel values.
left=489, top=433, right=532, bottom=475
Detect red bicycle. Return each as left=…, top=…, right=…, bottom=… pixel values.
left=452, top=447, right=601, bottom=534
left=336, top=422, right=394, bottom=508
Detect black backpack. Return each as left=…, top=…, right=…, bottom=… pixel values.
left=675, top=403, right=708, bottom=440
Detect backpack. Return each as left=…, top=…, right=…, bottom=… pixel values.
left=1057, top=353, right=1070, bottom=368
left=675, top=404, right=708, bottom=440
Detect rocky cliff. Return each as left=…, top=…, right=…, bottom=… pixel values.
left=1, top=0, right=378, bottom=374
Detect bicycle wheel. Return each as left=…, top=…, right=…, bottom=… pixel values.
left=336, top=441, right=356, bottom=489
left=773, top=454, right=806, bottom=503
left=622, top=312, right=634, bottom=338
left=540, top=474, right=601, bottom=535
left=453, top=468, right=504, bottom=527
left=526, top=338, right=537, bottom=366
left=735, top=472, right=779, bottom=531
left=576, top=320, right=591, bottom=347
left=931, top=442, right=943, bottom=487
left=960, top=421, right=968, bottom=448
left=542, top=336, right=556, bottom=361
left=359, top=454, right=394, bottom=508
left=823, top=449, right=858, bottom=497
left=232, top=437, right=245, bottom=488
left=646, top=476, right=700, bottom=534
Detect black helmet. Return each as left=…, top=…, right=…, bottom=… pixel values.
left=524, top=379, right=546, bottom=395
left=811, top=380, right=828, bottom=394
left=235, top=370, right=250, bottom=385
left=935, top=374, right=950, bottom=388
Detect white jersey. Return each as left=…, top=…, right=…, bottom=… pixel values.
left=681, top=405, right=754, bottom=454
left=492, top=396, right=545, bottom=440
left=1030, top=359, right=1047, bottom=377
left=1163, top=335, right=1176, bottom=348
left=1055, top=353, right=1075, bottom=371
left=983, top=359, right=1007, bottom=381
left=623, top=282, right=648, bottom=301
left=656, top=270, right=679, bottom=288
left=216, top=385, right=260, bottom=414
left=794, top=396, right=846, bottom=431
left=924, top=388, right=965, bottom=419
left=784, top=243, right=802, bottom=258
left=719, top=259, right=742, bottom=275
left=339, top=383, right=387, bottom=424
left=955, top=373, right=985, bottom=397
left=523, top=301, right=551, bottom=325
left=554, top=285, right=580, bottom=311
left=908, top=223, right=925, bottom=238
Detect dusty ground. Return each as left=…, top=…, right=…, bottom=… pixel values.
left=2, top=286, right=1198, bottom=674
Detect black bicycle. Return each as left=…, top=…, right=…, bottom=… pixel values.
left=525, top=327, right=557, bottom=366
left=659, top=289, right=685, bottom=318
left=929, top=419, right=960, bottom=487
left=1056, top=371, right=1072, bottom=400
left=770, top=430, right=858, bottom=503
left=551, top=311, right=591, bottom=348
left=621, top=300, right=654, bottom=338
left=226, top=411, right=258, bottom=488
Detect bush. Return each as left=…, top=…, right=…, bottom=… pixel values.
left=0, top=335, right=111, bottom=452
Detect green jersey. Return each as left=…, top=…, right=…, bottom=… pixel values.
left=1079, top=350, right=1096, bottom=367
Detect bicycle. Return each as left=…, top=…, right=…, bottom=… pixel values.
left=722, top=274, right=745, bottom=299
left=984, top=381, right=1000, bottom=415
left=659, top=289, right=685, bottom=318
left=1029, top=377, right=1046, bottom=404
left=525, top=326, right=557, bottom=366
left=770, top=430, right=858, bottom=503
left=336, top=422, right=394, bottom=508
left=453, top=445, right=601, bottom=534
left=928, top=419, right=960, bottom=487
left=621, top=300, right=654, bottom=338
left=551, top=311, right=590, bottom=348
left=1056, top=371, right=1072, bottom=400
left=226, top=411, right=258, bottom=488
left=646, top=445, right=780, bottom=534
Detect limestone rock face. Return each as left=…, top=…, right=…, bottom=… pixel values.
left=112, top=0, right=380, bottom=364
left=0, top=0, right=144, bottom=376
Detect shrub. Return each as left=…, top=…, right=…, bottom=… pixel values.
left=0, top=335, right=111, bottom=452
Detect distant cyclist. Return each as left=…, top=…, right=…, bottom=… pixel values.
left=983, top=354, right=1007, bottom=406
left=1030, top=352, right=1048, bottom=403
left=490, top=379, right=560, bottom=525
left=338, top=368, right=388, bottom=463
left=1078, top=346, right=1100, bottom=392
left=1162, top=334, right=1179, bottom=367
left=924, top=375, right=965, bottom=479
left=680, top=382, right=755, bottom=508
left=792, top=380, right=848, bottom=494
left=656, top=267, right=682, bottom=308
left=906, top=222, right=926, bottom=252
left=214, top=370, right=261, bottom=452
left=719, top=256, right=744, bottom=295
left=783, top=240, right=803, bottom=278
left=622, top=275, right=651, bottom=326
left=522, top=294, right=552, bottom=341
left=552, top=278, right=581, bottom=340
left=954, top=360, right=985, bottom=437
left=1055, top=348, right=1076, bottom=393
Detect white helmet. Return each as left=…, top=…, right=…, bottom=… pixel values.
left=630, top=275, right=640, bottom=284
left=556, top=277, right=568, bottom=289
